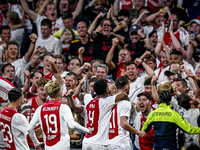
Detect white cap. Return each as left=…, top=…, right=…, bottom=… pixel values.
left=190, top=19, right=200, bottom=25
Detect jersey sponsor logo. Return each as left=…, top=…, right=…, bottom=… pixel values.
left=83, top=56, right=93, bottom=62
left=0, top=114, right=11, bottom=122
left=152, top=112, right=172, bottom=117
left=42, top=106, right=59, bottom=111
left=102, top=45, right=111, bottom=51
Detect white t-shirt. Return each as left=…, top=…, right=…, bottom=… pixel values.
left=34, top=15, right=64, bottom=37
left=35, top=35, right=62, bottom=55
left=154, top=66, right=169, bottom=85
left=108, top=100, right=132, bottom=148
left=10, top=28, right=25, bottom=48
left=143, top=25, right=154, bottom=39
left=12, top=57, right=28, bottom=87
left=28, top=100, right=75, bottom=149
left=170, top=96, right=186, bottom=117
left=52, top=71, right=68, bottom=81
left=82, top=94, right=116, bottom=145
left=183, top=109, right=200, bottom=148
left=0, top=107, right=30, bottom=150
left=129, top=76, right=145, bottom=104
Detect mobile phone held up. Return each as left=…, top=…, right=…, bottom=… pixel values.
left=191, top=31, right=196, bottom=37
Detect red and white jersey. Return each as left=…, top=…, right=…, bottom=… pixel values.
left=0, top=107, right=30, bottom=150
left=154, top=66, right=170, bottom=85
left=157, top=25, right=189, bottom=50
left=34, top=15, right=64, bottom=37
left=40, top=69, right=53, bottom=80
left=108, top=101, right=132, bottom=148
left=28, top=100, right=74, bottom=149
left=134, top=108, right=155, bottom=150
left=21, top=97, right=45, bottom=146
left=82, top=94, right=116, bottom=145
left=0, top=76, right=16, bottom=105
left=25, top=87, right=38, bottom=99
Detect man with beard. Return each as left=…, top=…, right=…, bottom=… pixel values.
left=69, top=21, right=94, bottom=62
left=125, top=60, right=154, bottom=104
left=134, top=91, right=155, bottom=150
left=20, top=78, right=49, bottom=148
left=108, top=76, right=146, bottom=150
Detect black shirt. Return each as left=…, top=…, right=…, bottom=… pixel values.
left=69, top=38, right=94, bottom=62
left=93, top=32, right=119, bottom=63
left=125, top=39, right=146, bottom=61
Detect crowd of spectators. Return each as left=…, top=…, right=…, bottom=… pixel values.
left=1, top=0, right=200, bottom=149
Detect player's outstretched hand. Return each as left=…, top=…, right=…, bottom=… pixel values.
left=138, top=131, right=146, bottom=138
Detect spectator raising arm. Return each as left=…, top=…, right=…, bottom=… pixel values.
left=187, top=35, right=196, bottom=67
left=169, top=20, right=187, bottom=59
left=106, top=38, right=119, bottom=70
left=88, top=12, right=104, bottom=38
left=49, top=56, right=65, bottom=85
left=72, top=0, right=84, bottom=20
left=67, top=89, right=84, bottom=114
left=21, top=70, right=30, bottom=94
left=147, top=9, right=167, bottom=29
left=20, top=0, right=37, bottom=21
left=135, top=58, right=155, bottom=77
left=24, top=33, right=38, bottom=63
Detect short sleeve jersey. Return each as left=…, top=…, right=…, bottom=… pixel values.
left=69, top=38, right=94, bottom=62
left=21, top=97, right=44, bottom=146
left=83, top=94, right=116, bottom=145
left=29, top=100, right=74, bottom=149
left=0, top=107, right=30, bottom=150
left=108, top=101, right=132, bottom=147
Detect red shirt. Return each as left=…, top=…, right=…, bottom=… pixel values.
left=40, top=69, right=53, bottom=80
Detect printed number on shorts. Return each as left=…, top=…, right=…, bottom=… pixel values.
left=44, top=114, right=58, bottom=134
left=0, top=122, right=13, bottom=143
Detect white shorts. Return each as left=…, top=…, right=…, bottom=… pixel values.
left=108, top=144, right=133, bottom=150
left=82, top=143, right=109, bottom=150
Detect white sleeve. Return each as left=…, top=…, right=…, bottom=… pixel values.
left=119, top=101, right=131, bottom=117
left=61, top=104, right=74, bottom=123
left=28, top=106, right=41, bottom=147
left=103, top=95, right=116, bottom=110
left=12, top=113, right=29, bottom=135
left=155, top=25, right=163, bottom=39
left=84, top=94, right=93, bottom=106
left=67, top=120, right=89, bottom=134
left=53, top=40, right=62, bottom=54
